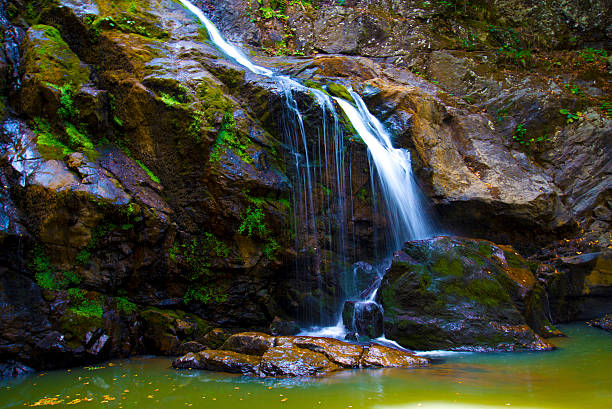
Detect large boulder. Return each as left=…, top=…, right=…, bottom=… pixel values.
left=220, top=332, right=274, bottom=356
left=361, top=344, right=429, bottom=368
left=172, top=350, right=260, bottom=375
left=258, top=343, right=341, bottom=377
left=173, top=333, right=429, bottom=377
left=379, top=236, right=558, bottom=351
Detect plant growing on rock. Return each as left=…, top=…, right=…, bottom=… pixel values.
left=239, top=204, right=280, bottom=261
left=559, top=109, right=582, bottom=124
left=170, top=233, right=230, bottom=305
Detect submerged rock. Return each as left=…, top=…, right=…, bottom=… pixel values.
left=379, top=236, right=558, bottom=351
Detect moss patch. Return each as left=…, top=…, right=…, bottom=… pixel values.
left=23, top=25, right=90, bottom=87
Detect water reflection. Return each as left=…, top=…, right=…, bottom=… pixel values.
left=1, top=324, right=611, bottom=409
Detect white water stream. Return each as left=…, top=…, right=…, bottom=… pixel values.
left=178, top=0, right=436, bottom=341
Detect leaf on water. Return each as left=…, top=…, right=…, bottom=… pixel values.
left=28, top=397, right=64, bottom=406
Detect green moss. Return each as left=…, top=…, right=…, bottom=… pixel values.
left=116, top=296, right=138, bottom=314
left=443, top=277, right=510, bottom=307
left=478, top=243, right=493, bottom=258
left=171, top=233, right=230, bottom=305
left=159, top=92, right=182, bottom=107
left=188, top=111, right=205, bottom=143
left=75, top=249, right=91, bottom=265
left=432, top=257, right=464, bottom=277
left=326, top=83, right=354, bottom=104
left=33, top=117, right=72, bottom=159
left=503, top=250, right=526, bottom=268
left=135, top=160, right=161, bottom=183
left=209, top=111, right=253, bottom=164
left=68, top=288, right=103, bottom=318
left=24, top=25, right=90, bottom=87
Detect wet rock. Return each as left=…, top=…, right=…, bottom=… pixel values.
left=0, top=361, right=35, bottom=379
left=139, top=308, right=212, bottom=355
left=588, top=315, right=612, bottom=332
left=379, top=236, right=558, bottom=351
left=258, top=343, right=340, bottom=377
left=221, top=332, right=274, bottom=356
left=269, top=317, right=300, bottom=336
left=288, top=336, right=364, bottom=368
left=361, top=344, right=429, bottom=368
left=176, top=341, right=207, bottom=355
left=172, top=350, right=260, bottom=375
left=199, top=328, right=231, bottom=350
left=342, top=301, right=384, bottom=339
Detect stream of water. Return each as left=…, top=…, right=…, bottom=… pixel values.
left=2, top=324, right=610, bottom=408
left=176, top=0, right=436, bottom=334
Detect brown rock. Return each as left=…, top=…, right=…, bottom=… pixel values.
left=259, top=343, right=340, bottom=377
left=361, top=344, right=429, bottom=368
left=221, top=332, right=274, bottom=356
left=172, top=350, right=260, bottom=375
left=290, top=336, right=364, bottom=368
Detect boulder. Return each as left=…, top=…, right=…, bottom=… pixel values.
left=379, top=236, right=558, bottom=351
left=288, top=336, right=364, bottom=368
left=361, top=344, right=429, bottom=368
left=342, top=300, right=384, bottom=339
left=587, top=315, right=612, bottom=332
left=258, top=343, right=340, bottom=377
left=172, top=350, right=260, bottom=375
left=220, top=332, right=274, bottom=356
left=269, top=317, right=300, bottom=336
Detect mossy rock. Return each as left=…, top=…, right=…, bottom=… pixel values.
left=326, top=82, right=354, bottom=104
left=379, top=236, right=558, bottom=351
left=21, top=25, right=90, bottom=87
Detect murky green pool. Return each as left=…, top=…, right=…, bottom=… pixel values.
left=1, top=324, right=610, bottom=408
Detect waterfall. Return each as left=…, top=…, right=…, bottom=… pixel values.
left=178, top=0, right=436, bottom=335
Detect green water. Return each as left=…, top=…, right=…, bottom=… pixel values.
left=1, top=324, right=610, bottom=409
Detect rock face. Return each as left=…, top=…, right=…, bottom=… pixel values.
left=379, top=236, right=558, bottom=351
left=0, top=0, right=609, bottom=376
left=173, top=332, right=429, bottom=377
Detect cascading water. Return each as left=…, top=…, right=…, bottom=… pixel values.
left=178, top=0, right=436, bottom=338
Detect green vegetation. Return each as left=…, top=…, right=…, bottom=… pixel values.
left=33, top=117, right=71, bottom=159
left=170, top=233, right=230, bottom=305
left=600, top=102, right=612, bottom=118
left=116, top=296, right=138, bottom=314
left=564, top=83, right=585, bottom=97
left=68, top=288, right=103, bottom=318
left=136, top=160, right=161, bottom=183
left=30, top=246, right=81, bottom=290
left=109, top=94, right=124, bottom=127
left=238, top=204, right=280, bottom=261
left=86, top=13, right=168, bottom=41
left=188, top=111, right=204, bottom=143
left=512, top=123, right=548, bottom=148
left=488, top=25, right=532, bottom=67
left=159, top=92, right=182, bottom=107
left=246, top=0, right=306, bottom=56
left=578, top=47, right=607, bottom=63
left=209, top=112, right=253, bottom=164
left=559, top=109, right=582, bottom=124
left=326, top=83, right=354, bottom=104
